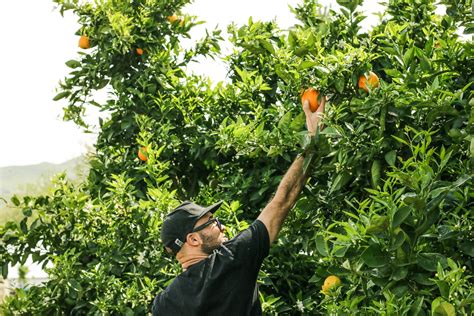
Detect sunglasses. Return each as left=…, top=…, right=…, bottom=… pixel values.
left=191, top=217, right=222, bottom=233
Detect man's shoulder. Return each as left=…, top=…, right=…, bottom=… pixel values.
left=226, top=220, right=268, bottom=244
left=226, top=220, right=268, bottom=241
left=221, top=219, right=270, bottom=262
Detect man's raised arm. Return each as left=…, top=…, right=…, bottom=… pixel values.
left=257, top=97, right=326, bottom=244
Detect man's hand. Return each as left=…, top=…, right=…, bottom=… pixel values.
left=303, top=96, right=326, bottom=135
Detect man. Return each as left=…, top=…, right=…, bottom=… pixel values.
left=152, top=98, right=326, bottom=315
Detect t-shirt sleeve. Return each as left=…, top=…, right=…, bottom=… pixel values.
left=226, top=219, right=270, bottom=267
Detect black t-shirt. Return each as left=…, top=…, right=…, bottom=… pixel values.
left=152, top=220, right=270, bottom=316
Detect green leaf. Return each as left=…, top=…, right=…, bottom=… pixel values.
left=335, top=78, right=345, bottom=93
left=388, top=230, right=405, bottom=251
left=289, top=112, right=305, bottom=131
left=413, top=272, right=435, bottom=285
left=315, top=234, right=328, bottom=256
left=403, top=47, right=415, bottom=67
left=275, top=65, right=289, bottom=82
left=259, top=39, right=275, bottom=55
left=435, top=280, right=450, bottom=299
left=65, top=60, right=81, bottom=68
left=433, top=301, right=455, bottom=316
left=417, top=253, right=447, bottom=272
left=429, top=186, right=450, bottom=200
left=97, top=79, right=109, bottom=89
left=471, top=138, right=474, bottom=158
left=53, top=91, right=71, bottom=101
left=432, top=76, right=440, bottom=89
left=459, top=241, right=474, bottom=257
left=384, top=150, right=396, bottom=166
left=336, top=0, right=362, bottom=11
left=22, top=207, right=33, bottom=217
left=288, top=31, right=297, bottom=48
left=11, top=195, right=20, bottom=206
left=391, top=206, right=411, bottom=229
left=391, top=267, right=408, bottom=281
left=392, top=135, right=409, bottom=146
left=20, top=218, right=28, bottom=234
left=277, top=111, right=293, bottom=129
left=392, top=284, right=409, bottom=297
left=361, top=244, right=389, bottom=267
left=1, top=262, right=8, bottom=279
left=298, top=60, right=318, bottom=70
left=366, top=215, right=388, bottom=234
left=451, top=174, right=471, bottom=188
left=330, top=171, right=352, bottom=193
left=308, top=273, right=320, bottom=283
left=333, top=245, right=349, bottom=257
left=410, top=297, right=424, bottom=315
left=371, top=160, right=381, bottom=188
left=420, top=55, right=431, bottom=72
left=320, top=126, right=341, bottom=137
left=384, top=69, right=401, bottom=77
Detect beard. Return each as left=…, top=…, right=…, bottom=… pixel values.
left=198, top=231, right=222, bottom=255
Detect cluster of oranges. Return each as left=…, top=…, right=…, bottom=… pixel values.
left=79, top=34, right=146, bottom=54
left=78, top=14, right=183, bottom=54
left=301, top=71, right=380, bottom=112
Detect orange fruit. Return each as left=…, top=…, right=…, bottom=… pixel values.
left=167, top=15, right=179, bottom=23
left=138, top=147, right=148, bottom=161
left=358, top=71, right=380, bottom=92
left=136, top=48, right=144, bottom=55
left=322, top=275, right=341, bottom=295
left=78, top=35, right=90, bottom=49
left=301, top=88, right=320, bottom=112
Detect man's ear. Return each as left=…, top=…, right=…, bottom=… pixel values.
left=186, top=232, right=202, bottom=246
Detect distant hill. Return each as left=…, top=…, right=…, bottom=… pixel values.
left=0, top=156, right=88, bottom=198
left=0, top=156, right=89, bottom=225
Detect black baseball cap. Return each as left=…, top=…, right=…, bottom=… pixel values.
left=160, top=200, right=223, bottom=254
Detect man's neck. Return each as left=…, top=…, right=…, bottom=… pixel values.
left=176, top=251, right=209, bottom=270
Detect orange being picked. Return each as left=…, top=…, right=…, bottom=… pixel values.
left=138, top=147, right=148, bottom=161
left=78, top=35, right=90, bottom=49
left=136, top=48, right=144, bottom=55
left=358, top=71, right=380, bottom=92
left=322, top=275, right=341, bottom=295
left=167, top=14, right=179, bottom=23
left=301, top=88, right=320, bottom=112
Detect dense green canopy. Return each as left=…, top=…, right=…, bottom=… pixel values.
left=1, top=0, right=472, bottom=314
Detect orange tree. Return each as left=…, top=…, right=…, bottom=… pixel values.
left=1, top=0, right=473, bottom=314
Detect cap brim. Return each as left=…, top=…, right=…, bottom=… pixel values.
left=197, top=200, right=223, bottom=220
left=206, top=200, right=223, bottom=213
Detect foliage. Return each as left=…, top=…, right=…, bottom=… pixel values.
left=1, top=0, right=473, bottom=314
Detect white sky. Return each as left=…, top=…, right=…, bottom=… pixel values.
left=0, top=0, right=388, bottom=169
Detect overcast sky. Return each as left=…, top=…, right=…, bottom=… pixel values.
left=0, top=0, right=387, bottom=168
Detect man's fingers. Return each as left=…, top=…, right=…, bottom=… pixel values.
left=302, top=100, right=312, bottom=117
left=319, top=95, right=326, bottom=108
left=302, top=100, right=310, bottom=111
